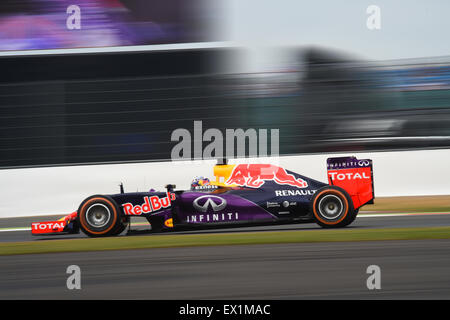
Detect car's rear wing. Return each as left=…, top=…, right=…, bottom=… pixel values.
left=327, top=156, right=374, bottom=209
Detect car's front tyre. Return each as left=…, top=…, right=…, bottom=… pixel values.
left=77, top=195, right=125, bottom=237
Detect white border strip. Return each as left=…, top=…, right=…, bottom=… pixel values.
left=0, top=41, right=233, bottom=57
left=0, top=228, right=30, bottom=232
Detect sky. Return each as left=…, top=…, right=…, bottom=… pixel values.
left=0, top=1, right=448, bottom=70
left=222, top=0, right=450, bottom=71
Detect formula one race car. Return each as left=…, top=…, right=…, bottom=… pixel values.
left=31, top=156, right=374, bottom=237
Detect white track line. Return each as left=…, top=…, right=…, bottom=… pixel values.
left=0, top=227, right=31, bottom=232
left=359, top=213, right=423, bottom=218
left=1, top=212, right=449, bottom=233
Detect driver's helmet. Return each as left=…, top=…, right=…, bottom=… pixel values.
left=191, top=176, right=211, bottom=190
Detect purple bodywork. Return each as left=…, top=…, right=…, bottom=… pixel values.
left=107, top=169, right=327, bottom=230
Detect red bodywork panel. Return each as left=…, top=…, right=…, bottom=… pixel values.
left=31, top=211, right=77, bottom=235
left=31, top=221, right=66, bottom=234
left=327, top=157, right=374, bottom=209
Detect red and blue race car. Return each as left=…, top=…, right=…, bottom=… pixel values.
left=31, top=156, right=374, bottom=237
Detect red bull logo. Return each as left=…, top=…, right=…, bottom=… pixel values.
left=122, top=192, right=175, bottom=215
left=226, top=164, right=308, bottom=188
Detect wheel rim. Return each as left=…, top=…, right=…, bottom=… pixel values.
left=86, top=203, right=111, bottom=228
left=317, top=194, right=344, bottom=220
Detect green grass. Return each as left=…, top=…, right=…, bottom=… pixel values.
left=1, top=226, right=450, bottom=256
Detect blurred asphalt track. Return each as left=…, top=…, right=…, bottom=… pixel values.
left=1, top=239, right=450, bottom=299
left=1, top=213, right=450, bottom=299
left=1, top=212, right=450, bottom=242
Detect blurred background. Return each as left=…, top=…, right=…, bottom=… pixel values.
left=0, top=0, right=220, bottom=50
left=0, top=0, right=450, bottom=168
left=2, top=1, right=450, bottom=302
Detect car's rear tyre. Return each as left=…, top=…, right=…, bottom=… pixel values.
left=311, top=186, right=357, bottom=228
left=77, top=195, right=125, bottom=237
